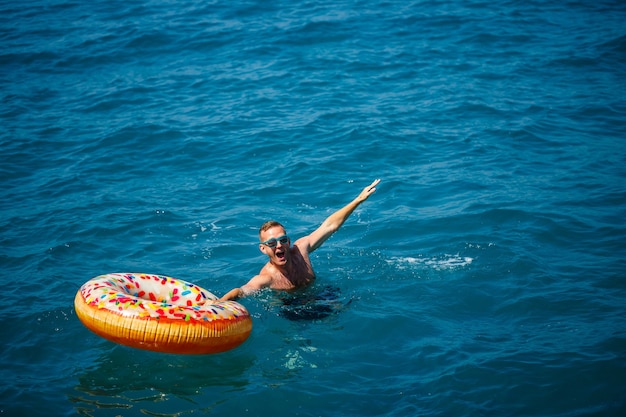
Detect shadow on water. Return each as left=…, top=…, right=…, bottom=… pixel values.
left=68, top=344, right=256, bottom=417
left=276, top=284, right=351, bottom=321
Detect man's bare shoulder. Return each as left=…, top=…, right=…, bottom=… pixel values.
left=293, top=237, right=313, bottom=254
left=258, top=261, right=278, bottom=277
left=240, top=272, right=273, bottom=294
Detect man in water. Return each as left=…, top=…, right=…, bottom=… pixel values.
left=219, top=179, right=380, bottom=301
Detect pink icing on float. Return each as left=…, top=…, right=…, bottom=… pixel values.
left=74, top=273, right=252, bottom=354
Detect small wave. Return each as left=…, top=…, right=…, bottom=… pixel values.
left=387, top=254, right=473, bottom=271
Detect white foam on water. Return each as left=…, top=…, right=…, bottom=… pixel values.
left=387, top=254, right=473, bottom=271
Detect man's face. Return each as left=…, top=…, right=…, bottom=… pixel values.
left=259, top=226, right=290, bottom=266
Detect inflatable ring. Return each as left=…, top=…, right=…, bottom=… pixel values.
left=74, top=273, right=252, bottom=354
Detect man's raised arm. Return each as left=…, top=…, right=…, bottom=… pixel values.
left=298, top=179, right=380, bottom=253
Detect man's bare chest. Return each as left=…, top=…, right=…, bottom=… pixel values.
left=269, top=267, right=314, bottom=289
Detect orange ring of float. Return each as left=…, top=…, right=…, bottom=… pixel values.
left=74, top=273, right=252, bottom=354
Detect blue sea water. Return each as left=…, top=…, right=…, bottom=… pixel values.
left=1, top=0, right=625, bottom=416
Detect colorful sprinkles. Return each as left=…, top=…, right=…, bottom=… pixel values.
left=79, top=273, right=249, bottom=322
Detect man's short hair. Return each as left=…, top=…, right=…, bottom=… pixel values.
left=259, top=220, right=284, bottom=236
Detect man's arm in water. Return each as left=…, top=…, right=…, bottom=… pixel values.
left=296, top=179, right=380, bottom=254
left=219, top=274, right=271, bottom=301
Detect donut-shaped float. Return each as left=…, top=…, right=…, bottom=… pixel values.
left=74, top=273, right=252, bottom=354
